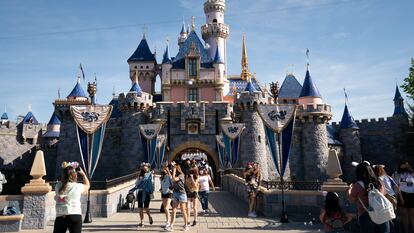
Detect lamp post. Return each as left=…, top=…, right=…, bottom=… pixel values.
left=269, top=81, right=288, bottom=223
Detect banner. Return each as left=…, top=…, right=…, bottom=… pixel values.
left=139, top=124, right=162, bottom=168
left=156, top=134, right=167, bottom=169
left=258, top=104, right=296, bottom=177
left=220, top=123, right=245, bottom=168
left=216, top=135, right=225, bottom=168
left=71, top=105, right=113, bottom=178
left=71, top=105, right=112, bottom=134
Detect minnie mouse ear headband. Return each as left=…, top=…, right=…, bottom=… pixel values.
left=61, top=161, right=80, bottom=169
left=351, top=160, right=371, bottom=167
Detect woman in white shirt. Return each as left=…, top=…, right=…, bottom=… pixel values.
left=198, top=167, right=215, bottom=215
left=54, top=162, right=90, bottom=233
left=160, top=165, right=173, bottom=229
left=393, top=162, right=414, bottom=233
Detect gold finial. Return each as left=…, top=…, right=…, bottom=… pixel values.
left=191, top=16, right=195, bottom=31
left=240, top=33, right=250, bottom=81
left=232, top=82, right=237, bottom=96
left=28, top=104, right=32, bottom=112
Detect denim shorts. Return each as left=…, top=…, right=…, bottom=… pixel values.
left=172, top=192, right=187, bottom=203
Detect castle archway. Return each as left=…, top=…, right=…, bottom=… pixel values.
left=169, top=141, right=219, bottom=183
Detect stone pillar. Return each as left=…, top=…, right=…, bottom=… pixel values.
left=21, top=150, right=52, bottom=230
left=321, top=150, right=348, bottom=192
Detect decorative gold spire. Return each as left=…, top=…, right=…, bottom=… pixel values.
left=232, top=82, right=237, bottom=96
left=240, top=33, right=250, bottom=81
left=134, top=70, right=139, bottom=83
left=191, top=16, right=195, bottom=31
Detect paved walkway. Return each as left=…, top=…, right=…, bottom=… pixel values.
left=23, top=191, right=322, bottom=233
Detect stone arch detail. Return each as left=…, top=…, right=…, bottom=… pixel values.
left=169, top=140, right=219, bottom=171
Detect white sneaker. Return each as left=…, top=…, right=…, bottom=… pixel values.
left=164, top=226, right=173, bottom=232
left=183, top=225, right=189, bottom=231
left=248, top=212, right=256, bottom=218
left=163, top=223, right=170, bottom=229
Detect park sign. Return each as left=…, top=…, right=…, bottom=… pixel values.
left=70, top=105, right=113, bottom=178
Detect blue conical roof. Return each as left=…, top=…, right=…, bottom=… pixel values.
left=279, top=74, right=303, bottom=98
left=162, top=45, right=172, bottom=64
left=128, top=37, right=156, bottom=62
left=244, top=80, right=257, bottom=95
left=393, top=85, right=404, bottom=101
left=23, top=111, right=39, bottom=125
left=130, top=82, right=142, bottom=96
left=299, top=68, right=322, bottom=98
left=214, top=46, right=224, bottom=64
left=47, top=113, right=61, bottom=125
left=67, top=81, right=87, bottom=98
left=173, top=31, right=212, bottom=68
left=340, top=104, right=358, bottom=129
left=1, top=112, right=8, bottom=120
left=180, top=23, right=186, bottom=34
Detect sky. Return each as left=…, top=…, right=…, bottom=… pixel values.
left=0, top=0, right=413, bottom=123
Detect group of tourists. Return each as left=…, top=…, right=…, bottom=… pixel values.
left=128, top=158, right=215, bottom=232
left=320, top=161, right=414, bottom=233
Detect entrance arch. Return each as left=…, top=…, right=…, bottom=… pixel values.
left=169, top=141, right=219, bottom=182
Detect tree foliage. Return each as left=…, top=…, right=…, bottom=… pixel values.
left=401, top=58, right=414, bottom=100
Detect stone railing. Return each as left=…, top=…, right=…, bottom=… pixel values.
left=263, top=180, right=323, bottom=191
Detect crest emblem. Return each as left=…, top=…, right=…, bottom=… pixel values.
left=257, top=105, right=296, bottom=133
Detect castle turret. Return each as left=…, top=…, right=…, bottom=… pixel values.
left=178, top=23, right=188, bottom=49
left=42, top=113, right=61, bottom=146
left=0, top=111, right=8, bottom=127
left=201, top=0, right=229, bottom=67
left=339, top=103, right=361, bottom=182
left=297, top=65, right=332, bottom=181
left=118, top=71, right=152, bottom=176
left=161, top=44, right=173, bottom=101
left=67, top=77, right=88, bottom=102
left=128, top=34, right=157, bottom=94
left=393, top=85, right=408, bottom=117
left=234, top=38, right=271, bottom=180
left=213, top=45, right=226, bottom=100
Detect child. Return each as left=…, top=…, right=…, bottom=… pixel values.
left=320, top=192, right=352, bottom=232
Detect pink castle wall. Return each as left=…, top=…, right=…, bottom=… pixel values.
left=200, top=87, right=216, bottom=101
left=171, top=87, right=186, bottom=102
left=140, top=79, right=153, bottom=94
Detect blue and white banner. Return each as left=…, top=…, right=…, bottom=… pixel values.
left=216, top=135, right=225, bottom=168
left=220, top=123, right=245, bottom=168
left=139, top=124, right=162, bottom=168
left=258, top=105, right=296, bottom=177
left=71, top=105, right=113, bottom=178
left=156, top=134, right=167, bottom=170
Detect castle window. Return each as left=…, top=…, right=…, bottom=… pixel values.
left=213, top=19, right=217, bottom=23
left=188, top=58, right=198, bottom=78
left=134, top=66, right=137, bottom=69
left=188, top=88, right=198, bottom=101
left=140, top=66, right=143, bottom=69
left=146, top=65, right=149, bottom=69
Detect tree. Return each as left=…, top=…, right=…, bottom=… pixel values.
left=401, top=58, right=414, bottom=100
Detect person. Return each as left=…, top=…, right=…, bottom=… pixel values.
left=160, top=165, right=173, bottom=229
left=373, top=165, right=400, bottom=210
left=53, top=162, right=90, bottom=233
left=165, top=163, right=188, bottom=232
left=320, top=192, right=352, bottom=232
left=347, top=162, right=390, bottom=233
left=244, top=162, right=259, bottom=218
left=0, top=171, right=6, bottom=194
left=198, top=167, right=215, bottom=215
left=185, top=168, right=199, bottom=226
left=129, top=163, right=154, bottom=228
left=392, top=161, right=414, bottom=233
left=199, top=157, right=214, bottom=180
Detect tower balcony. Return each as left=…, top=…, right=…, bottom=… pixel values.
left=201, top=23, right=229, bottom=40
left=204, top=0, right=226, bottom=13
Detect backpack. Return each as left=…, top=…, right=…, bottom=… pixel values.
left=358, top=182, right=395, bottom=224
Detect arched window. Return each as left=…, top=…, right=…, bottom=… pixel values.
left=212, top=19, right=217, bottom=23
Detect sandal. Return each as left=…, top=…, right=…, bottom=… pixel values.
left=149, top=216, right=153, bottom=225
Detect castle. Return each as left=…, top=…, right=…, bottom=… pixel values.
left=0, top=0, right=410, bottom=192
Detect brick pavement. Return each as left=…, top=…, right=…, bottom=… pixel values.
left=21, top=190, right=322, bottom=233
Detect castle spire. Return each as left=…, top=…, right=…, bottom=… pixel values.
left=393, top=84, right=408, bottom=116
left=240, top=33, right=250, bottom=81
left=340, top=104, right=358, bottom=129
left=130, top=70, right=142, bottom=96
left=162, top=43, right=172, bottom=64
left=299, top=64, right=321, bottom=98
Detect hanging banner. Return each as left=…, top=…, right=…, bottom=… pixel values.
left=140, top=124, right=162, bottom=168
left=257, top=105, right=296, bottom=133
left=221, top=123, right=245, bottom=140
left=71, top=105, right=112, bottom=134
left=71, top=105, right=113, bottom=178
left=258, top=104, right=296, bottom=177
left=216, top=135, right=225, bottom=168
left=220, top=123, right=245, bottom=168
left=156, top=134, right=167, bottom=169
